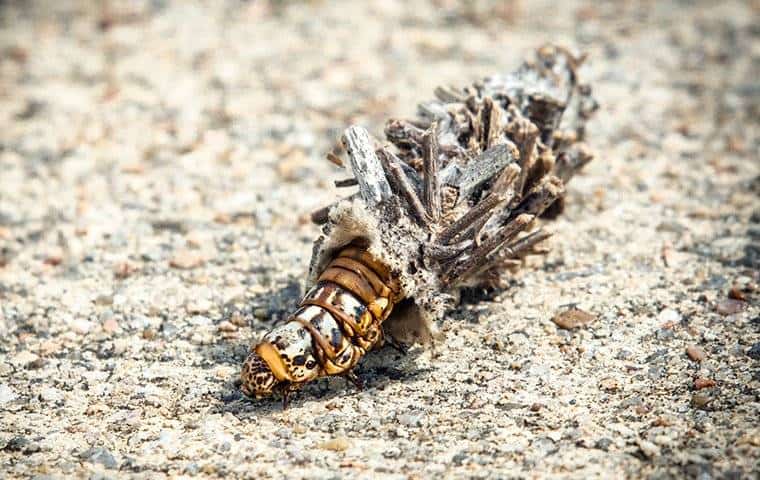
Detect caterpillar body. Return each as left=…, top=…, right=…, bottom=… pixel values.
left=241, top=245, right=402, bottom=402
left=241, top=45, right=597, bottom=405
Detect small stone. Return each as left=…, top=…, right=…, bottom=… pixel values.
left=637, top=439, right=660, bottom=458
left=594, top=438, right=612, bottom=451
left=686, top=345, right=706, bottom=362
left=599, top=377, right=620, bottom=392
left=634, top=404, right=651, bottom=415
left=318, top=437, right=349, bottom=452
left=530, top=403, right=542, bottom=412
left=80, top=447, right=118, bottom=469
left=38, top=340, right=61, bottom=356
left=187, top=298, right=213, bottom=314
left=658, top=308, right=681, bottom=324
left=736, top=432, right=760, bottom=447
left=114, top=261, right=138, bottom=279
left=12, top=350, right=39, bottom=366
left=727, top=286, right=746, bottom=301
left=652, top=416, right=674, bottom=427
left=747, top=343, right=760, bottom=360
left=383, top=446, right=402, bottom=459
left=71, top=318, right=95, bottom=335
left=40, top=386, right=64, bottom=403
left=715, top=299, right=746, bottom=315
left=217, top=320, right=237, bottom=332
left=169, top=250, right=205, bottom=269
left=0, top=384, right=17, bottom=404
left=397, top=412, right=424, bottom=427
left=692, top=393, right=712, bottom=408
left=4, top=436, right=30, bottom=452
left=552, top=308, right=596, bottom=330
left=694, top=377, right=716, bottom=390
left=43, top=254, right=62, bottom=266
left=102, top=316, right=119, bottom=334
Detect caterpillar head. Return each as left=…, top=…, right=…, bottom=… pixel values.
left=240, top=351, right=281, bottom=398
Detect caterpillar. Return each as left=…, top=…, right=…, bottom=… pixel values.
left=241, top=45, right=598, bottom=406
left=240, top=244, right=402, bottom=404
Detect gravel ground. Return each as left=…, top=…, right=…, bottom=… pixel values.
left=1, top=1, right=758, bottom=479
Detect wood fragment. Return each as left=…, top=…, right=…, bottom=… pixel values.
left=479, top=97, right=502, bottom=150
left=385, top=119, right=425, bottom=152
left=426, top=240, right=472, bottom=262
left=506, top=176, right=565, bottom=223
left=378, top=149, right=430, bottom=226
left=310, top=194, right=359, bottom=225
left=502, top=229, right=552, bottom=259
left=422, top=123, right=441, bottom=222
left=334, top=178, right=358, bottom=188
left=434, top=85, right=466, bottom=103
left=452, top=142, right=519, bottom=202
left=505, top=111, right=540, bottom=198
left=436, top=161, right=519, bottom=246
left=341, top=126, right=392, bottom=206
left=326, top=151, right=343, bottom=167
left=443, top=213, right=533, bottom=285
left=437, top=192, right=504, bottom=245
left=552, top=143, right=593, bottom=182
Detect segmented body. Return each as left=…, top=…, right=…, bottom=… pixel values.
left=244, top=245, right=402, bottom=389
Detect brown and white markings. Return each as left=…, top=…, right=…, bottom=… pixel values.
left=240, top=245, right=402, bottom=406
left=241, top=45, right=598, bottom=406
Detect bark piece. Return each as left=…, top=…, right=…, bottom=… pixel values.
left=341, top=126, right=392, bottom=206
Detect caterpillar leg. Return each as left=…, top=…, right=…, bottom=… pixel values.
left=342, top=370, right=364, bottom=391
left=383, top=332, right=409, bottom=355
left=278, top=383, right=302, bottom=410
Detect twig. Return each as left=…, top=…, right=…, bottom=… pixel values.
left=422, top=122, right=441, bottom=222
left=378, top=149, right=430, bottom=226
left=341, top=126, right=392, bottom=206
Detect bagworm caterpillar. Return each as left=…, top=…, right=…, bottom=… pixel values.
left=241, top=45, right=598, bottom=405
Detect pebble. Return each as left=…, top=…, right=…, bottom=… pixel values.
left=4, top=436, right=39, bottom=454
left=80, top=447, right=118, bottom=469
left=727, top=287, right=746, bottom=301
left=692, top=393, right=712, bottom=408
left=12, top=350, right=39, bottom=366
left=186, top=298, right=213, bottom=314
left=637, top=439, right=660, bottom=458
left=747, top=343, right=760, bottom=360
left=715, top=299, right=746, bottom=315
left=686, top=345, right=706, bottom=362
left=169, top=250, right=205, bottom=269
left=0, top=384, right=17, bottom=404
left=40, top=387, right=64, bottom=403
left=70, top=318, right=95, bottom=335
left=694, top=377, right=716, bottom=390
left=318, top=437, right=349, bottom=452
left=217, top=320, right=237, bottom=332
left=594, top=438, right=613, bottom=451
left=102, top=316, right=119, bottom=334
left=658, top=308, right=681, bottom=324
left=397, top=412, right=424, bottom=427
left=599, top=377, right=620, bottom=392
left=383, top=446, right=402, bottom=459
left=552, top=308, right=596, bottom=330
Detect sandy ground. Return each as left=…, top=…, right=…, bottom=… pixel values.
left=1, top=1, right=758, bottom=478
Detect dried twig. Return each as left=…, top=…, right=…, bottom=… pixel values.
left=379, top=149, right=430, bottom=226
left=341, top=126, right=392, bottom=206
left=422, top=122, right=441, bottom=222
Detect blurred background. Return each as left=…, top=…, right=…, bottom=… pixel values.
left=0, top=1, right=758, bottom=478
